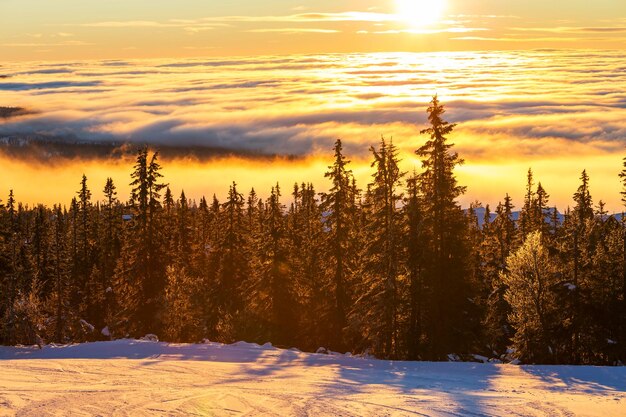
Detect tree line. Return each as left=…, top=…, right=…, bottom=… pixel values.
left=1, top=96, right=625, bottom=365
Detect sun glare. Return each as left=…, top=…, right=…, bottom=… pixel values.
left=395, top=0, right=446, bottom=28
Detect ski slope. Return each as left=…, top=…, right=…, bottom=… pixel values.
left=0, top=340, right=624, bottom=416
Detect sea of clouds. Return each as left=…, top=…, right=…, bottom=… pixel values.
left=1, top=49, right=625, bottom=160
left=1, top=50, right=626, bottom=208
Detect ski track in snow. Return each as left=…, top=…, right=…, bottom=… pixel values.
left=0, top=340, right=624, bottom=416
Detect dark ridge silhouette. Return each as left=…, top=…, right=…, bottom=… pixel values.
left=0, top=106, right=27, bottom=118
left=0, top=133, right=305, bottom=162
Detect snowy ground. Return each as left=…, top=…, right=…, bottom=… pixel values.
left=0, top=340, right=625, bottom=416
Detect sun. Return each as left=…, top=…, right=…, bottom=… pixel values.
left=395, top=0, right=446, bottom=28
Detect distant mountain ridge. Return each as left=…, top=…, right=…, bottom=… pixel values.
left=468, top=206, right=624, bottom=228
left=0, top=106, right=27, bottom=118
left=0, top=132, right=298, bottom=161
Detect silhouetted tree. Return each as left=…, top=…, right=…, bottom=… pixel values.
left=113, top=147, right=168, bottom=336
left=404, top=171, right=426, bottom=359
left=353, top=138, right=405, bottom=358
left=320, top=139, right=358, bottom=350
left=415, top=95, right=471, bottom=359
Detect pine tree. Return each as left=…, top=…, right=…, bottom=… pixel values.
left=7, top=194, right=40, bottom=345
left=502, top=231, right=558, bottom=363
left=252, top=184, right=297, bottom=345
left=621, top=160, right=626, bottom=361
left=415, top=95, right=471, bottom=359
left=622, top=217, right=626, bottom=364
left=465, top=201, right=487, bottom=354
left=589, top=216, right=625, bottom=364
left=161, top=187, right=176, bottom=264
left=163, top=264, right=202, bottom=342
left=176, top=191, right=192, bottom=266
left=404, top=171, right=426, bottom=359
left=11, top=278, right=45, bottom=347
left=353, top=138, right=405, bottom=358
left=49, top=205, right=72, bottom=342
left=569, top=170, right=594, bottom=362
left=68, top=197, right=79, bottom=312
left=0, top=196, right=6, bottom=344
left=190, top=195, right=219, bottom=339
left=286, top=183, right=324, bottom=350
left=31, top=205, right=52, bottom=295
left=482, top=195, right=516, bottom=356
left=100, top=178, right=121, bottom=331
left=76, top=174, right=97, bottom=327
left=534, top=183, right=551, bottom=236
left=0, top=193, right=11, bottom=344
left=1, top=190, right=29, bottom=344
left=113, top=147, right=168, bottom=336
left=519, top=169, right=535, bottom=239
left=200, top=194, right=223, bottom=338
left=320, top=139, right=358, bottom=350
left=519, top=170, right=552, bottom=239
left=213, top=182, right=249, bottom=341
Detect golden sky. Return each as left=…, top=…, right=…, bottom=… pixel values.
left=1, top=0, right=626, bottom=60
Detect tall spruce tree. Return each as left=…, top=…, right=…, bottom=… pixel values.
left=320, top=139, right=358, bottom=350
left=415, top=95, right=471, bottom=359
left=563, top=170, right=595, bottom=362
left=113, top=147, right=167, bottom=336
left=519, top=169, right=552, bottom=239
left=286, top=183, right=324, bottom=349
left=2, top=190, right=26, bottom=344
left=482, top=195, right=516, bottom=356
left=535, top=183, right=552, bottom=236
left=31, top=205, right=52, bottom=296
left=0, top=193, right=12, bottom=343
left=619, top=158, right=626, bottom=352
left=49, top=205, right=72, bottom=342
left=75, top=175, right=98, bottom=328
left=590, top=215, right=626, bottom=364
left=353, top=138, right=405, bottom=358
left=214, top=182, right=249, bottom=341
left=251, top=184, right=297, bottom=345
left=520, top=169, right=535, bottom=239
left=403, top=171, right=426, bottom=359
left=100, top=178, right=121, bottom=331
left=465, top=201, right=487, bottom=353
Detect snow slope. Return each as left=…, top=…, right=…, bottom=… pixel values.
left=0, top=340, right=624, bottom=416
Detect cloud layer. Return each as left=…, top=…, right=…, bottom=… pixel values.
left=1, top=50, right=625, bottom=209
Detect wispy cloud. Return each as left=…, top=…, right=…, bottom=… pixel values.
left=247, top=28, right=340, bottom=34
left=359, top=27, right=488, bottom=35
left=40, top=11, right=626, bottom=52
left=80, top=20, right=171, bottom=28
left=69, top=12, right=397, bottom=30
left=511, top=26, right=626, bottom=33
left=196, top=12, right=398, bottom=23
left=451, top=36, right=602, bottom=42
left=449, top=14, right=522, bottom=19
left=2, top=40, right=93, bottom=47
